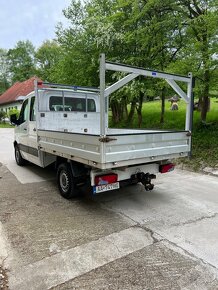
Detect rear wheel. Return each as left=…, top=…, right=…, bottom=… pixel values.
left=57, top=163, right=79, bottom=199
left=14, top=145, right=26, bottom=166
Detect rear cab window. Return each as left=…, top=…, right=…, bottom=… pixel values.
left=49, top=95, right=96, bottom=112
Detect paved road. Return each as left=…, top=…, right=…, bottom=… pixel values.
left=1, top=128, right=218, bottom=289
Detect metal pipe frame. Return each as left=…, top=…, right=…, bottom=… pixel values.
left=99, top=53, right=193, bottom=135
left=34, top=79, right=40, bottom=135
left=99, top=54, right=106, bottom=137
left=35, top=81, right=100, bottom=93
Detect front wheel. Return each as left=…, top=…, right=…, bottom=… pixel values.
left=57, top=163, right=79, bottom=199
left=15, top=145, right=26, bottom=166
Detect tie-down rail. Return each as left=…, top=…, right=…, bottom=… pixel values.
left=99, top=53, right=194, bottom=136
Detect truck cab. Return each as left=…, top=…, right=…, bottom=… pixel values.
left=13, top=88, right=99, bottom=168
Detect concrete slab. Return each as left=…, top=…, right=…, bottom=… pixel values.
left=159, top=214, right=218, bottom=268
left=0, top=129, right=14, bottom=164
left=10, top=227, right=153, bottom=290
left=0, top=128, right=54, bottom=183
left=52, top=242, right=218, bottom=290
left=95, top=170, right=218, bottom=269
left=0, top=166, right=134, bottom=270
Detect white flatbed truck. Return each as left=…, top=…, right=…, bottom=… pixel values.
left=10, top=54, right=194, bottom=198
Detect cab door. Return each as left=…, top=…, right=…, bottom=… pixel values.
left=28, top=96, right=41, bottom=166
left=15, top=98, right=29, bottom=160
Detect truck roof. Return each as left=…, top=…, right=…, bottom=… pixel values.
left=25, top=88, right=99, bottom=99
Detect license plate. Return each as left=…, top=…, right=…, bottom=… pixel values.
left=93, top=182, right=120, bottom=194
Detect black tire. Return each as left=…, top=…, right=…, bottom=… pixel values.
left=57, top=163, right=79, bottom=199
left=15, top=145, right=26, bottom=166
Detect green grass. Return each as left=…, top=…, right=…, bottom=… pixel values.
left=0, top=123, right=14, bottom=128
left=110, top=98, right=218, bottom=171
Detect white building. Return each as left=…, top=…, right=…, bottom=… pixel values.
left=0, top=77, right=41, bottom=114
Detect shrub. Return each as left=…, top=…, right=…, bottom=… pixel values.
left=0, top=111, right=7, bottom=122
left=8, top=108, right=20, bottom=119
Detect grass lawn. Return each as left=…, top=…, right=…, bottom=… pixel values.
left=0, top=123, right=14, bottom=128
left=110, top=98, right=218, bottom=171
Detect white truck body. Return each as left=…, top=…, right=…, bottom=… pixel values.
left=12, top=54, right=193, bottom=197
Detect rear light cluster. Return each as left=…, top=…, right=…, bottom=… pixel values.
left=159, top=163, right=175, bottom=173
left=95, top=174, right=118, bottom=186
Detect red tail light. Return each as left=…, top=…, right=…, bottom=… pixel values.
left=37, top=81, right=43, bottom=86
left=159, top=163, right=175, bottom=173
left=95, top=174, right=118, bottom=186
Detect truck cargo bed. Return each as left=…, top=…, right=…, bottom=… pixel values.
left=38, top=128, right=191, bottom=169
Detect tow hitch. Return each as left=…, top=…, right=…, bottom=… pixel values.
left=131, top=172, right=156, bottom=191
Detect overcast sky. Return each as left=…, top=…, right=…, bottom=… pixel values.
left=0, top=0, right=71, bottom=50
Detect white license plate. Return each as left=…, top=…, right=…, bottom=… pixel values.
left=93, top=182, right=120, bottom=194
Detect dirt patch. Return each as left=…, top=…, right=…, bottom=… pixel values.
left=0, top=266, right=9, bottom=289
left=175, top=158, right=218, bottom=177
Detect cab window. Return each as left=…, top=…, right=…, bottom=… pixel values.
left=49, top=96, right=96, bottom=112
left=87, top=99, right=96, bottom=112
left=19, top=99, right=29, bottom=124
left=49, top=96, right=63, bottom=111
left=30, top=97, right=36, bottom=121
left=64, top=97, right=86, bottom=112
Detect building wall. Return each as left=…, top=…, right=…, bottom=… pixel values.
left=0, top=101, right=22, bottom=114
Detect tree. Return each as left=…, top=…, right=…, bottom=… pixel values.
left=7, top=40, right=36, bottom=83
left=79, top=0, right=185, bottom=125
left=57, top=0, right=218, bottom=125
left=54, top=0, right=100, bottom=86
left=0, top=48, right=10, bottom=94
left=35, top=40, right=63, bottom=82
left=175, top=0, right=218, bottom=122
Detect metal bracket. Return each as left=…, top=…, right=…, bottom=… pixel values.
left=166, top=79, right=189, bottom=103
left=105, top=73, right=139, bottom=97
left=99, top=137, right=117, bottom=143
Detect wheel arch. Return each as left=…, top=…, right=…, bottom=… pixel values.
left=55, top=157, right=88, bottom=178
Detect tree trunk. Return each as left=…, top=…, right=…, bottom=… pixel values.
left=123, top=98, right=128, bottom=119
left=160, top=87, right=165, bottom=124
left=136, top=92, right=143, bottom=128
left=127, top=100, right=136, bottom=124
left=201, top=69, right=210, bottom=122
left=200, top=30, right=210, bottom=123
left=197, top=96, right=202, bottom=111
left=111, top=102, right=119, bottom=124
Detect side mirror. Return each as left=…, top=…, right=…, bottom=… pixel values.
left=10, top=114, right=20, bottom=125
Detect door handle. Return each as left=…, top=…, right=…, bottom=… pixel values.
left=33, top=128, right=36, bottom=132
left=24, top=128, right=27, bottom=131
